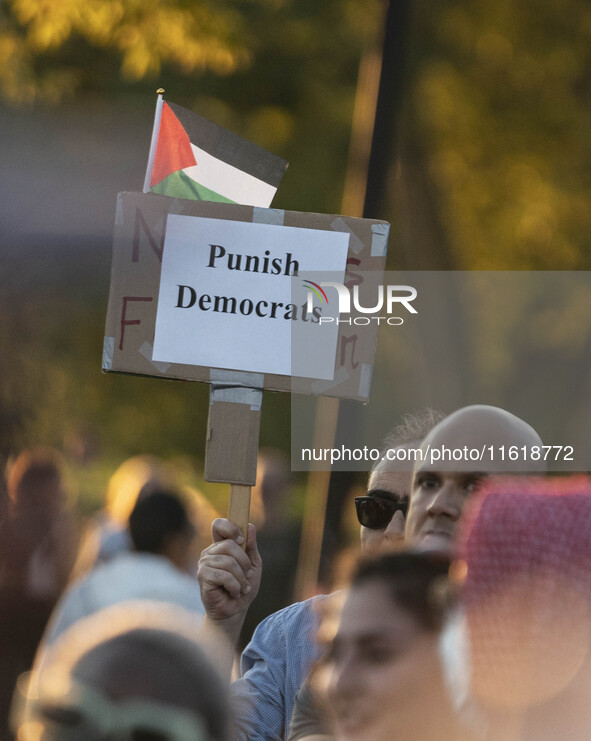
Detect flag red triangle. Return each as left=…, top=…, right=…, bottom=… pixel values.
left=151, top=102, right=197, bottom=187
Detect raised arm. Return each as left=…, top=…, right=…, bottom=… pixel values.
left=198, top=518, right=262, bottom=672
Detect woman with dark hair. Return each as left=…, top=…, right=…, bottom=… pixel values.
left=322, top=551, right=478, bottom=741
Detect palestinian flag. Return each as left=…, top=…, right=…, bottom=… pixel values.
left=146, top=100, right=288, bottom=207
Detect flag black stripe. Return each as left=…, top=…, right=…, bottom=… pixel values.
left=169, top=102, right=288, bottom=188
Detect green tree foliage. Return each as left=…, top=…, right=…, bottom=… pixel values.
left=0, top=0, right=382, bottom=215
left=0, top=0, right=254, bottom=104
left=406, top=0, right=591, bottom=268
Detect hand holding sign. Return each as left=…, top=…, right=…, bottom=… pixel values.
left=197, top=519, right=262, bottom=642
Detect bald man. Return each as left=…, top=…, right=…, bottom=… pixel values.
left=405, top=404, right=544, bottom=553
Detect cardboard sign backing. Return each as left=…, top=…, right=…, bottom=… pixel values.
left=103, top=192, right=389, bottom=402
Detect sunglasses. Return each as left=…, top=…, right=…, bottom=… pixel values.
left=355, top=493, right=408, bottom=529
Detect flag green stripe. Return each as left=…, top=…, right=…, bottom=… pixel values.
left=150, top=170, right=237, bottom=204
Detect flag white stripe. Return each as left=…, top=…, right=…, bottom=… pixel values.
left=183, top=144, right=277, bottom=207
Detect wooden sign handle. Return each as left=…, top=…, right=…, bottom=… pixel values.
left=229, top=484, right=251, bottom=550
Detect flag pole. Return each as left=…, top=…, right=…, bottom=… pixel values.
left=143, top=88, right=165, bottom=193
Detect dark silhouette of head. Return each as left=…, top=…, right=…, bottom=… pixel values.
left=128, top=490, right=195, bottom=571
left=17, top=604, right=231, bottom=741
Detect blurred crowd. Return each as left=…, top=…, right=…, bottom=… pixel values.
left=2, top=404, right=591, bottom=741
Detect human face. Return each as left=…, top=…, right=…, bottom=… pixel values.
left=360, top=462, right=412, bottom=555
left=326, top=580, right=443, bottom=741
left=405, top=466, right=483, bottom=552
left=402, top=405, right=538, bottom=552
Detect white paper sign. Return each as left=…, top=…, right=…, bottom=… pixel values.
left=152, top=214, right=349, bottom=379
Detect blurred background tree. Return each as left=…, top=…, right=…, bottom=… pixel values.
left=0, top=0, right=590, bottom=507
left=400, top=0, right=591, bottom=270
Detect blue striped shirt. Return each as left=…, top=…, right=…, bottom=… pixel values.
left=231, top=595, right=327, bottom=740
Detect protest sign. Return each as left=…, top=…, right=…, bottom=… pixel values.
left=103, top=192, right=388, bottom=400
left=103, top=191, right=389, bottom=535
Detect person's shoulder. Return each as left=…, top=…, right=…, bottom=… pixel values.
left=267, top=594, right=327, bottom=622
left=97, top=527, right=132, bottom=562
left=252, top=594, right=329, bottom=642
left=64, top=552, right=151, bottom=598
left=240, top=595, right=329, bottom=692
left=89, top=552, right=194, bottom=591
